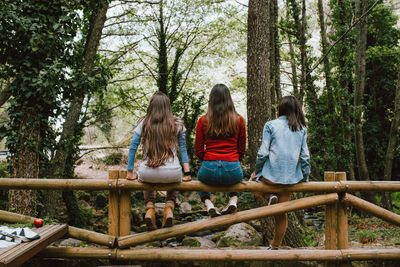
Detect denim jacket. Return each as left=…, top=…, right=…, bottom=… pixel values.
left=255, top=116, right=311, bottom=184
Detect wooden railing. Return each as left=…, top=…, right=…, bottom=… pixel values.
left=1, top=171, right=400, bottom=263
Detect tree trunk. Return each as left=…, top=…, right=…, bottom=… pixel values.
left=354, top=0, right=373, bottom=203
left=247, top=0, right=271, bottom=170
left=354, top=0, right=369, bottom=182
left=270, top=0, right=280, bottom=118
left=337, top=0, right=355, bottom=181
left=44, top=2, right=109, bottom=222
left=382, top=67, right=400, bottom=210
left=157, top=1, right=169, bottom=97
left=8, top=111, right=39, bottom=216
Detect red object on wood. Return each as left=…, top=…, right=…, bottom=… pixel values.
left=34, top=218, right=44, bottom=227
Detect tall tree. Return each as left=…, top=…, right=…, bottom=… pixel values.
left=382, top=67, right=400, bottom=210
left=247, top=0, right=306, bottom=248
left=247, top=0, right=271, bottom=168
left=0, top=0, right=83, bottom=215
left=354, top=0, right=370, bottom=182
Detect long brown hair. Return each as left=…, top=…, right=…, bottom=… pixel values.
left=142, top=92, right=178, bottom=167
left=278, top=95, right=306, bottom=132
left=205, top=84, right=240, bottom=137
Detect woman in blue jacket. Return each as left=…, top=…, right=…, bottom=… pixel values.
left=253, top=95, right=310, bottom=250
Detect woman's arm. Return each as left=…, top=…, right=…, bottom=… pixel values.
left=194, top=117, right=205, bottom=160
left=255, top=123, right=271, bottom=175
left=300, top=128, right=311, bottom=181
left=127, top=132, right=141, bottom=179
left=178, top=132, right=191, bottom=181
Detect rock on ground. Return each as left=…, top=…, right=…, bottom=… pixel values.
left=217, top=222, right=263, bottom=248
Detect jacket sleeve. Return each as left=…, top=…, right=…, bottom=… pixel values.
left=237, top=116, right=246, bottom=158
left=255, top=122, right=271, bottom=175
left=300, top=128, right=311, bottom=181
left=178, top=132, right=189, bottom=163
left=127, top=132, right=141, bottom=171
left=195, top=117, right=205, bottom=161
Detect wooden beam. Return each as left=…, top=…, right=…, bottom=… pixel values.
left=108, top=170, right=120, bottom=237
left=1, top=178, right=400, bottom=192
left=38, top=247, right=400, bottom=261
left=118, top=193, right=339, bottom=248
left=336, top=172, right=348, bottom=250
left=344, top=194, right=400, bottom=226
left=39, top=247, right=117, bottom=259
left=324, top=172, right=337, bottom=250
left=118, top=170, right=131, bottom=236
left=68, top=226, right=116, bottom=247
left=0, top=178, right=116, bottom=190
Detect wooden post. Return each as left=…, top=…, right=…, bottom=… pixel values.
left=119, top=170, right=131, bottom=236
left=108, top=170, right=120, bottom=237
left=336, top=172, right=349, bottom=250
left=324, top=172, right=337, bottom=250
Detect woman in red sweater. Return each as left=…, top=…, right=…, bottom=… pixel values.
left=195, top=84, right=246, bottom=217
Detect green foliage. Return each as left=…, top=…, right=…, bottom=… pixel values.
left=98, top=152, right=123, bottom=165
left=357, top=230, right=378, bottom=244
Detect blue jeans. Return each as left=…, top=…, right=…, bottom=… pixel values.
left=197, top=160, right=243, bottom=202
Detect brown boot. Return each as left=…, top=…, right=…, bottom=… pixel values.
left=144, top=202, right=157, bottom=231
left=162, top=201, right=174, bottom=228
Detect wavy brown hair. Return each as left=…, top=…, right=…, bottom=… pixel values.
left=278, top=95, right=306, bottom=132
left=205, top=84, right=241, bottom=137
left=141, top=92, right=178, bottom=167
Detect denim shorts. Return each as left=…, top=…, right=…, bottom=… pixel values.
left=197, top=160, right=243, bottom=186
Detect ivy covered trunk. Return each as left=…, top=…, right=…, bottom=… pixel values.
left=8, top=111, right=39, bottom=216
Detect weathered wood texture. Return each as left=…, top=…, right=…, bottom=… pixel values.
left=336, top=172, right=348, bottom=250
left=118, top=170, right=131, bottom=236
left=38, top=247, right=400, bottom=261
left=1, top=178, right=400, bottom=192
left=344, top=194, right=400, bottom=226
left=324, top=172, right=337, bottom=250
left=118, top=193, right=338, bottom=248
left=0, top=209, right=115, bottom=247
left=0, top=224, right=67, bottom=267
left=108, top=170, right=120, bottom=237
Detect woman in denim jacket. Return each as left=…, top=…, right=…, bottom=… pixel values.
left=195, top=84, right=246, bottom=217
left=252, top=95, right=310, bottom=250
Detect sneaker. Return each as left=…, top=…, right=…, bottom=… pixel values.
left=267, top=245, right=278, bottom=250
left=268, top=194, right=278, bottom=206
left=221, top=203, right=237, bottom=215
left=205, top=199, right=221, bottom=217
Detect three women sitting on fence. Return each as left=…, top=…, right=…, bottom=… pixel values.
left=251, top=95, right=311, bottom=250
left=126, top=92, right=192, bottom=230
left=195, top=84, right=246, bottom=217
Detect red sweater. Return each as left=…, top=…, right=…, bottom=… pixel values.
left=195, top=115, right=246, bottom=162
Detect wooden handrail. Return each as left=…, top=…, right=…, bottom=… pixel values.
left=1, top=178, right=400, bottom=192
left=39, top=247, right=400, bottom=261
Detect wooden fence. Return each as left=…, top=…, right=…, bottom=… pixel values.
left=1, top=171, right=400, bottom=263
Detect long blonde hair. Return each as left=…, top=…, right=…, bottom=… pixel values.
left=142, top=92, right=178, bottom=167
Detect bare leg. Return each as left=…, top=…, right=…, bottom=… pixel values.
left=271, top=191, right=291, bottom=248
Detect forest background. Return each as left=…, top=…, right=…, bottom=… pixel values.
left=0, top=0, right=399, bottom=247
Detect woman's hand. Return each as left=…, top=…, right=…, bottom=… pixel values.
left=127, top=170, right=138, bottom=180
left=182, top=174, right=192, bottom=182
left=249, top=172, right=256, bottom=181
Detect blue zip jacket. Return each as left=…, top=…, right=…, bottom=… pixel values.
left=255, top=116, right=311, bottom=184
